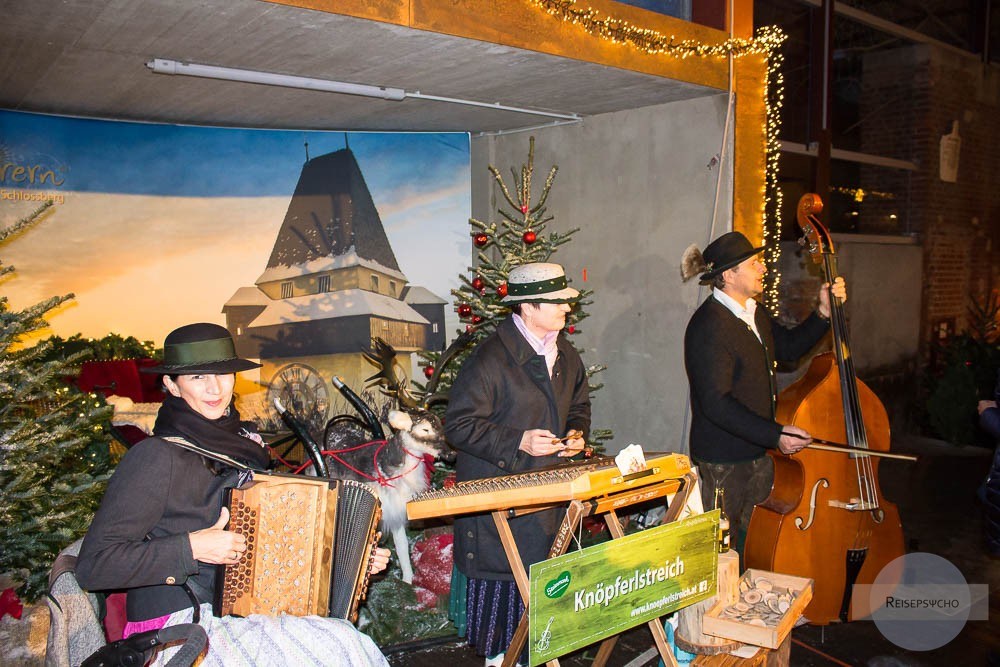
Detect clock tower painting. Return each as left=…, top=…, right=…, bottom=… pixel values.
left=223, top=146, right=446, bottom=433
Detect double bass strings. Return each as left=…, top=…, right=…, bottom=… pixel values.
left=821, top=239, right=878, bottom=510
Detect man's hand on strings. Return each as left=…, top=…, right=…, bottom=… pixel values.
left=519, top=429, right=563, bottom=456
left=818, top=277, right=847, bottom=319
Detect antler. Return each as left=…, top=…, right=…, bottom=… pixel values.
left=363, top=337, right=418, bottom=409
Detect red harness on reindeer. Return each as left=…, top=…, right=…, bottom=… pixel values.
left=321, top=440, right=429, bottom=487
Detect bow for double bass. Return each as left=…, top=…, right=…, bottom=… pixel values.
left=781, top=430, right=919, bottom=462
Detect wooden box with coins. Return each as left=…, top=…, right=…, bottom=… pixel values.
left=701, top=569, right=813, bottom=649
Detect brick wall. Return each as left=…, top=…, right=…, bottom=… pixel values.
left=859, top=45, right=1000, bottom=361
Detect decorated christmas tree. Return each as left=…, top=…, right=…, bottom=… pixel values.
left=416, top=137, right=610, bottom=445
left=356, top=140, right=612, bottom=647
left=0, top=202, right=114, bottom=601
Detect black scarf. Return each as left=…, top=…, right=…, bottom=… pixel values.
left=152, top=394, right=270, bottom=470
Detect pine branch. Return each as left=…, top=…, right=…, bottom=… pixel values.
left=489, top=166, right=521, bottom=210
left=0, top=201, right=54, bottom=246
left=535, top=165, right=559, bottom=210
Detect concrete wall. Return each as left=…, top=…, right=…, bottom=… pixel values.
left=774, top=234, right=923, bottom=432
left=829, top=235, right=923, bottom=372
left=776, top=235, right=923, bottom=374
left=472, top=93, right=732, bottom=455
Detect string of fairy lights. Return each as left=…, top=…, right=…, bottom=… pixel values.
left=527, top=0, right=787, bottom=311
left=831, top=186, right=895, bottom=203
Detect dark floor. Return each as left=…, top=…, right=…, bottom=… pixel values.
left=383, top=436, right=1000, bottom=667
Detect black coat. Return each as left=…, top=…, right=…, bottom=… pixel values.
left=77, top=438, right=241, bottom=621
left=980, top=372, right=1000, bottom=555
left=445, top=316, right=591, bottom=580
left=983, top=445, right=1000, bottom=556
left=684, top=295, right=830, bottom=463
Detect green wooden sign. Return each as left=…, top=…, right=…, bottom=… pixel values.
left=527, top=511, right=719, bottom=666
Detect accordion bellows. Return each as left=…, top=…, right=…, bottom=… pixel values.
left=215, top=474, right=381, bottom=622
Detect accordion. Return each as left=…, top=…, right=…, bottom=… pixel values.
left=213, top=473, right=381, bottom=622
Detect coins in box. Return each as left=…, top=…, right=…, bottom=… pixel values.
left=701, top=568, right=813, bottom=649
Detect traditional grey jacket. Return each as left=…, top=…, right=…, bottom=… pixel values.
left=77, top=438, right=240, bottom=621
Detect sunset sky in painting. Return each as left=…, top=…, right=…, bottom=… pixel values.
left=0, top=111, right=470, bottom=344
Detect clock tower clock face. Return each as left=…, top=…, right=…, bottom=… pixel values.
left=267, top=363, right=330, bottom=435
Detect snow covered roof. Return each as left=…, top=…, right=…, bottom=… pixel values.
left=223, top=286, right=270, bottom=308
left=246, top=288, right=430, bottom=328
left=254, top=248, right=408, bottom=285
left=402, top=285, right=447, bottom=305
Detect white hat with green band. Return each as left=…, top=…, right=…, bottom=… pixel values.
left=501, top=262, right=580, bottom=304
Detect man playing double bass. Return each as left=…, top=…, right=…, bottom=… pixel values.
left=681, top=231, right=846, bottom=555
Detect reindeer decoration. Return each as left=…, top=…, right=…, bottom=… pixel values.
left=320, top=334, right=471, bottom=584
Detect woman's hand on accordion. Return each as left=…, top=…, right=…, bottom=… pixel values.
left=189, top=507, right=247, bottom=565
left=369, top=546, right=391, bottom=575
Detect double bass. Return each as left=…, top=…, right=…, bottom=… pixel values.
left=744, top=193, right=905, bottom=624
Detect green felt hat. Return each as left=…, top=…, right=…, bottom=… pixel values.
left=141, top=323, right=261, bottom=375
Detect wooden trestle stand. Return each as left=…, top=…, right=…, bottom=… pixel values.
left=407, top=453, right=697, bottom=667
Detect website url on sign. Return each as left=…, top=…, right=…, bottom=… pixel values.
left=629, top=585, right=701, bottom=618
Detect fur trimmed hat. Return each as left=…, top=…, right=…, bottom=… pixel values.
left=681, top=231, right=765, bottom=283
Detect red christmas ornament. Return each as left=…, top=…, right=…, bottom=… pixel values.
left=0, top=587, right=23, bottom=621
left=423, top=365, right=435, bottom=379
left=497, top=283, right=508, bottom=297
left=457, top=303, right=472, bottom=318
left=473, top=233, right=489, bottom=247
left=567, top=325, right=576, bottom=334
left=471, top=276, right=485, bottom=291
left=472, top=315, right=483, bottom=324
left=466, top=324, right=474, bottom=332
left=520, top=204, right=529, bottom=214
left=522, top=230, right=537, bottom=244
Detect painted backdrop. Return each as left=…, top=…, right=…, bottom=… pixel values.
left=0, top=111, right=470, bottom=427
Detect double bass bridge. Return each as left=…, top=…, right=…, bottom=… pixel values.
left=828, top=499, right=881, bottom=513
